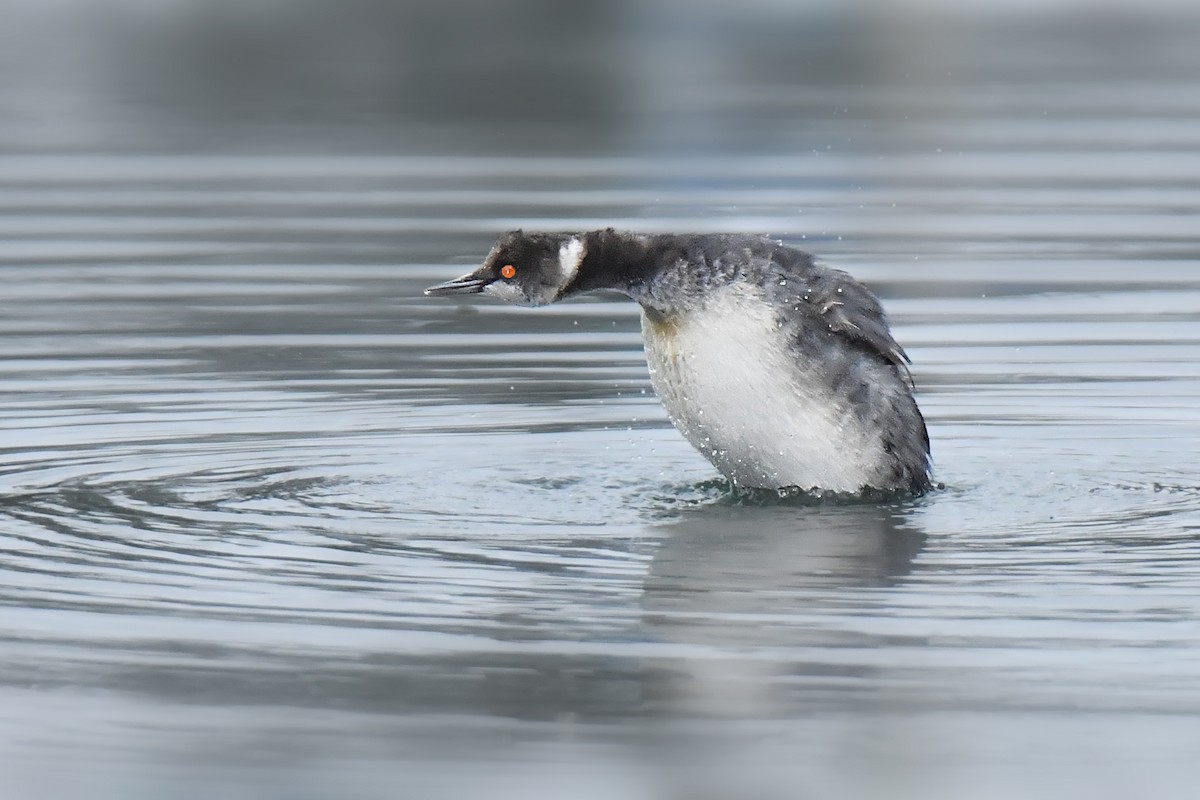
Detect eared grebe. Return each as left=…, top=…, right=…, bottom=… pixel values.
left=426, top=230, right=930, bottom=494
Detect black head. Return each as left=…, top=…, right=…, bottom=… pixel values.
left=424, top=230, right=586, bottom=307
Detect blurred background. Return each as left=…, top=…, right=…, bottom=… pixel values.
left=2, top=1, right=1200, bottom=799
left=4, top=0, right=1198, bottom=157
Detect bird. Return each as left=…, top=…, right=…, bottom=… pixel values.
left=425, top=229, right=931, bottom=495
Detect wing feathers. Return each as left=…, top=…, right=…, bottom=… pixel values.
left=793, top=262, right=915, bottom=387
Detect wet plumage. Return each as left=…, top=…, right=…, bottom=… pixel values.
left=426, top=229, right=931, bottom=494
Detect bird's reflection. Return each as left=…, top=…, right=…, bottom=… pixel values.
left=646, top=500, right=924, bottom=609
left=639, top=499, right=926, bottom=723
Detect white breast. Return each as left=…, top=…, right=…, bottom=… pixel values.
left=640, top=284, right=884, bottom=492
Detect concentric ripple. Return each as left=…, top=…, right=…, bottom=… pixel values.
left=4, top=9, right=1200, bottom=797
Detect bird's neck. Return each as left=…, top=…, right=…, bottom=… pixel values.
left=572, top=230, right=686, bottom=313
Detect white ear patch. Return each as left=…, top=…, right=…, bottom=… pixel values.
left=557, top=236, right=585, bottom=286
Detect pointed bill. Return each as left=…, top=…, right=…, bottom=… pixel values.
left=424, top=270, right=489, bottom=297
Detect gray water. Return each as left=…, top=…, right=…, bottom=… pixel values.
left=3, top=4, right=1200, bottom=799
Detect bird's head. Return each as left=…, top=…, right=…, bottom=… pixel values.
left=424, top=230, right=586, bottom=307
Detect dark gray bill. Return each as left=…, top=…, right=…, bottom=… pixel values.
left=424, top=275, right=488, bottom=297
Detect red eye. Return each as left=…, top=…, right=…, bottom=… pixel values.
left=500, top=264, right=516, bottom=279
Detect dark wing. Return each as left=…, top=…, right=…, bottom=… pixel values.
left=808, top=265, right=913, bottom=386
left=769, top=248, right=914, bottom=387
left=766, top=245, right=932, bottom=487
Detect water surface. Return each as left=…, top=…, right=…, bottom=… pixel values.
left=2, top=6, right=1200, bottom=799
